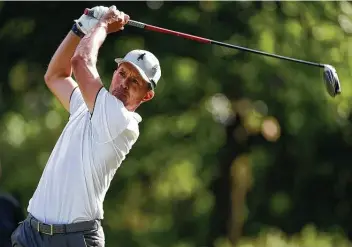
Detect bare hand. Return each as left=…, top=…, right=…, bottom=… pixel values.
left=100, top=5, right=130, bottom=33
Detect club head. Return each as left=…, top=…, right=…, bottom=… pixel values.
left=323, top=64, right=341, bottom=97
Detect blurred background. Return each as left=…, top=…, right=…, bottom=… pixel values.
left=1, top=1, right=352, bottom=247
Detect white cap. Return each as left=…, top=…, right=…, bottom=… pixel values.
left=115, top=50, right=161, bottom=90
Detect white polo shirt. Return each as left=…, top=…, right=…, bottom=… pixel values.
left=27, top=87, right=141, bottom=224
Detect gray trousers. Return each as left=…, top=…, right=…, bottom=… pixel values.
left=11, top=215, right=104, bottom=247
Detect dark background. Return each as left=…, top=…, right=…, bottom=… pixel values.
left=1, top=1, right=352, bottom=246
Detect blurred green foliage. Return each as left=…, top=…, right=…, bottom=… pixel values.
left=1, top=1, right=352, bottom=246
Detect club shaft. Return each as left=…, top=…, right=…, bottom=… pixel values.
left=127, top=20, right=325, bottom=68
left=210, top=40, right=324, bottom=67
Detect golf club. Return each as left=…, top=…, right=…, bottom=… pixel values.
left=84, top=8, right=341, bottom=98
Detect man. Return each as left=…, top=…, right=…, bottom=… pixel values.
left=0, top=193, right=23, bottom=247
left=11, top=5, right=161, bottom=247
left=0, top=164, right=24, bottom=247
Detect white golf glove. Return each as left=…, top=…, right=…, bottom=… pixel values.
left=74, top=6, right=109, bottom=35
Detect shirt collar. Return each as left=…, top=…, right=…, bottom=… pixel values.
left=132, top=112, right=142, bottom=123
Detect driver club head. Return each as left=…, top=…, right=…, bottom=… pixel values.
left=323, top=64, right=341, bottom=97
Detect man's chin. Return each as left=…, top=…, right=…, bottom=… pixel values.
left=112, top=91, right=128, bottom=105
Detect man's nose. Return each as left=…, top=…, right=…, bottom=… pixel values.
left=122, top=78, right=129, bottom=89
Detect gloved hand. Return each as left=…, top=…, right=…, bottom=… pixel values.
left=74, top=6, right=109, bottom=35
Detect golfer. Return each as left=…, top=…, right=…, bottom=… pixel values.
left=11, top=5, right=161, bottom=247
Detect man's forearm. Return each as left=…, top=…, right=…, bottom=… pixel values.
left=73, top=22, right=108, bottom=67
left=70, top=21, right=109, bottom=112
left=44, top=31, right=81, bottom=81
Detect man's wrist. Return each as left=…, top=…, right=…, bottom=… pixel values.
left=71, top=22, right=85, bottom=38
left=96, top=21, right=108, bottom=31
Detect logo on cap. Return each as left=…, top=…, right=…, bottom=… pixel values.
left=137, top=53, right=146, bottom=61
left=151, top=65, right=159, bottom=78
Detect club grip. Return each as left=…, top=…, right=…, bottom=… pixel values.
left=83, top=8, right=145, bottom=29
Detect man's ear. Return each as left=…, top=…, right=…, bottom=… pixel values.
left=142, top=90, right=155, bottom=102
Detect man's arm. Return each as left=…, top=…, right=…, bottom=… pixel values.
left=71, top=6, right=129, bottom=113
left=44, top=32, right=80, bottom=112
left=44, top=6, right=109, bottom=112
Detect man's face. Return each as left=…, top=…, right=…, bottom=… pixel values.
left=109, top=63, right=154, bottom=111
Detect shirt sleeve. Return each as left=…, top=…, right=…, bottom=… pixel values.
left=69, top=87, right=85, bottom=115
left=90, top=87, right=132, bottom=142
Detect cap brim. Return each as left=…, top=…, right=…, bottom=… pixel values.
left=115, top=58, right=154, bottom=89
